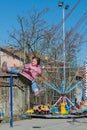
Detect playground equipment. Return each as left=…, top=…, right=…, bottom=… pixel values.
left=33, top=59, right=87, bottom=116
left=33, top=104, right=50, bottom=115
left=4, top=59, right=87, bottom=126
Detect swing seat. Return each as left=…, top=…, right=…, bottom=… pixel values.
left=18, top=73, right=32, bottom=85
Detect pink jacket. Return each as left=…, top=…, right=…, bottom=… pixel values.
left=23, top=63, right=41, bottom=81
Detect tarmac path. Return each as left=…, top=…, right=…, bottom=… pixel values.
left=0, top=117, right=87, bottom=130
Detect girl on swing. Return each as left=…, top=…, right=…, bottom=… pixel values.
left=2, top=56, right=44, bottom=96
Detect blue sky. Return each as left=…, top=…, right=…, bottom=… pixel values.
left=0, top=0, right=87, bottom=64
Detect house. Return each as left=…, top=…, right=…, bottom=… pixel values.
left=0, top=46, right=24, bottom=69
left=0, top=46, right=26, bottom=117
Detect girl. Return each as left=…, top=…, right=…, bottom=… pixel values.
left=2, top=56, right=43, bottom=96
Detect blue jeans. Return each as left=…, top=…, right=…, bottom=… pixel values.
left=8, top=68, right=21, bottom=74
left=31, top=80, right=39, bottom=92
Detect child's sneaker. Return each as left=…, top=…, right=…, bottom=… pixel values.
left=2, top=61, right=8, bottom=72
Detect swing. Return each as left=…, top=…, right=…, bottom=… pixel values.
left=18, top=73, right=32, bottom=86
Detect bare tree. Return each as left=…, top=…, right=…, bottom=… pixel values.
left=9, top=8, right=50, bottom=63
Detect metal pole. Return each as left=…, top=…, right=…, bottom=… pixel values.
left=62, top=8, right=66, bottom=93
left=10, top=74, right=13, bottom=127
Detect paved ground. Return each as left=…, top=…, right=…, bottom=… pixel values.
left=0, top=117, right=87, bottom=130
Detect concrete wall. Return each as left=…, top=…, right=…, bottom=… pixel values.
left=0, top=49, right=25, bottom=117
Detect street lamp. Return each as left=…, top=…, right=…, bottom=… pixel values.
left=58, top=1, right=64, bottom=7
left=58, top=1, right=69, bottom=93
